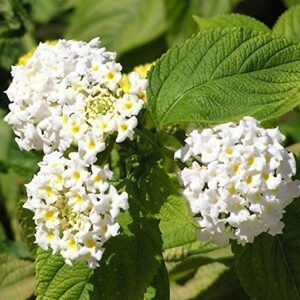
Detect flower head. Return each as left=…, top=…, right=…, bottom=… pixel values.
left=175, top=116, right=300, bottom=246
left=5, top=39, right=146, bottom=162
left=24, top=151, right=128, bottom=268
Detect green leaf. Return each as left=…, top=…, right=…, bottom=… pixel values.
left=0, top=0, right=29, bottom=38
left=170, top=262, right=230, bottom=300
left=167, top=0, right=242, bottom=46
left=138, top=163, right=196, bottom=249
left=35, top=248, right=92, bottom=300
left=148, top=27, right=300, bottom=128
left=29, top=0, right=63, bottom=23
left=66, top=0, right=167, bottom=56
left=144, top=261, right=169, bottom=300
left=0, top=253, right=35, bottom=300
left=194, top=13, right=271, bottom=32
left=284, top=0, right=300, bottom=7
left=90, top=191, right=163, bottom=300
left=232, top=201, right=300, bottom=300
left=159, top=195, right=196, bottom=249
left=18, top=199, right=37, bottom=256
left=279, top=112, right=300, bottom=142
left=171, top=268, right=248, bottom=300
left=6, top=138, right=42, bottom=179
left=169, top=246, right=233, bottom=282
left=0, top=239, right=33, bottom=260
left=163, top=241, right=219, bottom=263
left=273, top=5, right=300, bottom=42
left=197, top=0, right=242, bottom=18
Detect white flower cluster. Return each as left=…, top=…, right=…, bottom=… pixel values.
left=5, top=38, right=146, bottom=163
left=25, top=152, right=128, bottom=268
left=175, top=116, right=300, bottom=246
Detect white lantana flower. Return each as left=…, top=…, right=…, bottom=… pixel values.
left=24, top=151, right=128, bottom=268
left=5, top=38, right=145, bottom=163
left=175, top=116, right=300, bottom=246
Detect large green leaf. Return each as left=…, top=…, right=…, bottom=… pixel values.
left=159, top=195, right=196, bottom=249
left=169, top=246, right=248, bottom=300
left=232, top=201, right=300, bottom=300
left=66, top=0, right=167, bottom=56
left=147, top=27, right=300, bottom=128
left=90, top=187, right=163, bottom=300
left=170, top=262, right=230, bottom=300
left=29, top=0, right=78, bottom=23
left=194, top=13, right=271, bottom=32
left=273, top=5, right=300, bottom=42
left=167, top=0, right=242, bottom=46
left=169, top=246, right=233, bottom=282
left=144, top=261, right=169, bottom=300
left=197, top=0, right=242, bottom=18
left=35, top=249, right=92, bottom=300
left=0, top=239, right=33, bottom=260
left=0, top=253, right=35, bottom=300
left=138, top=163, right=196, bottom=249
left=284, top=0, right=300, bottom=7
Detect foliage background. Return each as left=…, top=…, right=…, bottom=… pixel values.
left=1, top=0, right=300, bottom=299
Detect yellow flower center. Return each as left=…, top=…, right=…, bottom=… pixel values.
left=228, top=185, right=236, bottom=195
left=248, top=156, right=255, bottom=166
left=226, top=148, right=233, bottom=155
left=263, top=172, right=269, bottom=180
left=246, top=176, right=252, bottom=185
left=107, top=71, right=115, bottom=80
left=71, top=124, right=80, bottom=134
left=73, top=171, right=81, bottom=180
left=95, top=175, right=103, bottom=182
left=86, top=239, right=96, bottom=248
left=45, top=211, right=54, bottom=221
left=85, top=90, right=116, bottom=120
left=47, top=231, right=55, bottom=240
left=75, top=194, right=84, bottom=204
left=120, top=123, right=128, bottom=131
left=232, top=163, right=240, bottom=173
left=68, top=239, right=77, bottom=250
left=89, top=140, right=96, bottom=150
left=124, top=101, right=133, bottom=110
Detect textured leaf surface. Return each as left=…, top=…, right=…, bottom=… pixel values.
left=163, top=241, right=219, bottom=263
left=35, top=249, right=92, bottom=300
left=138, top=163, right=196, bottom=249
left=148, top=27, right=300, bottom=128
left=66, top=0, right=167, bottom=55
left=159, top=195, right=196, bottom=249
left=194, top=13, right=271, bottom=32
left=273, top=5, right=300, bottom=42
left=0, top=253, right=35, bottom=300
left=90, top=195, right=163, bottom=300
left=232, top=202, right=300, bottom=300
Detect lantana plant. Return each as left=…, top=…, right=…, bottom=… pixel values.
left=3, top=4, right=300, bottom=300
